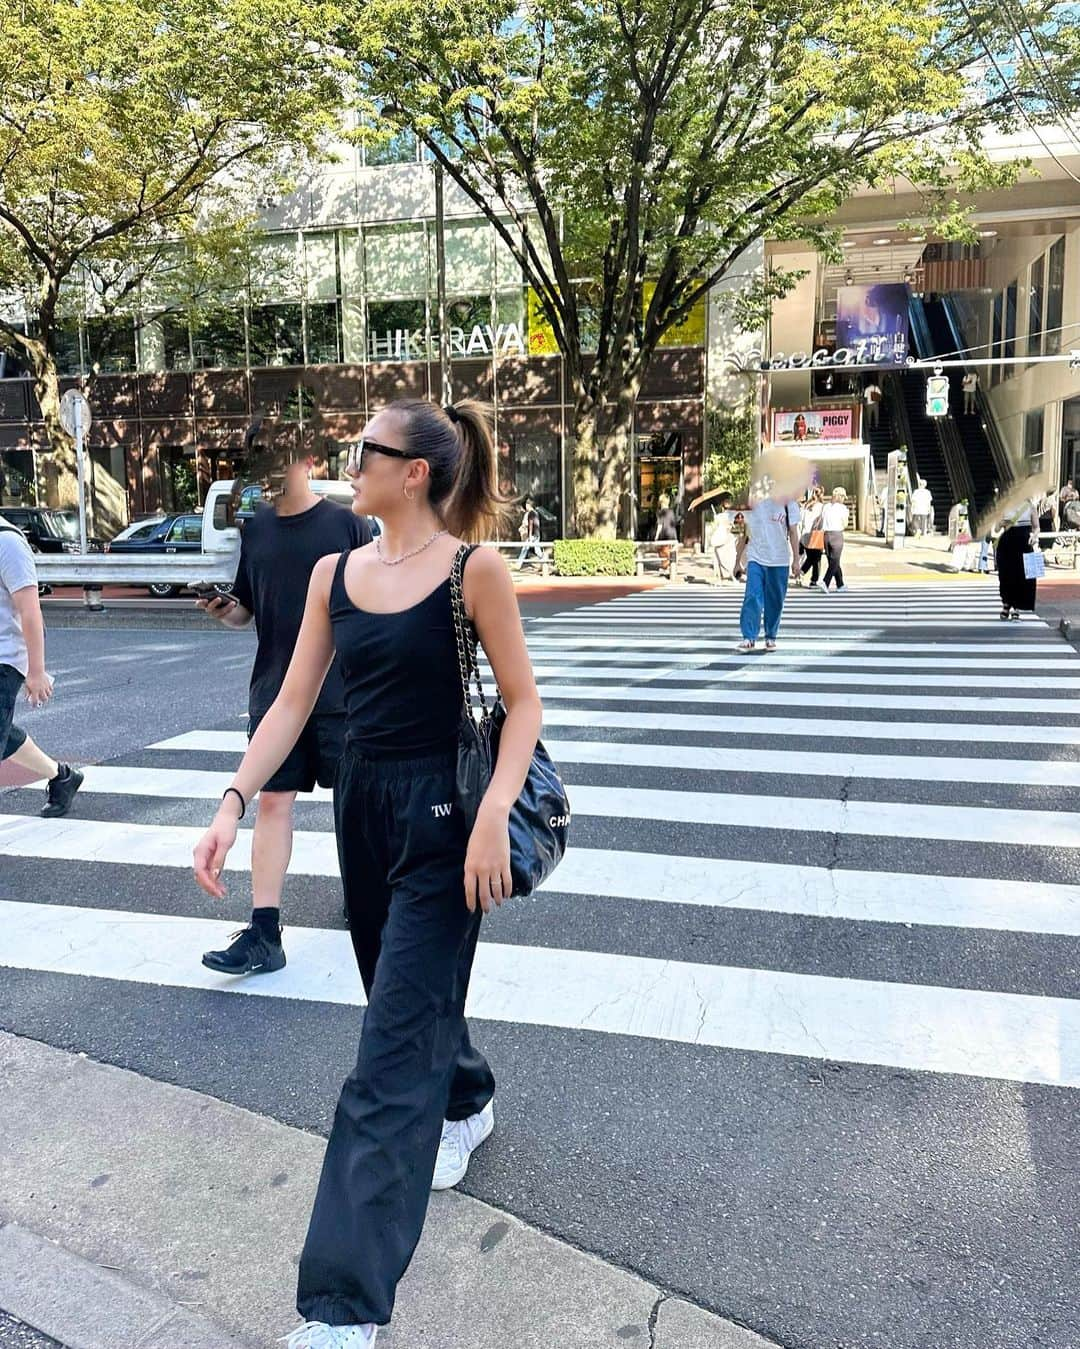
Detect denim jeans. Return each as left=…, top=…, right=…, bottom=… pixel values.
left=740, top=562, right=789, bottom=641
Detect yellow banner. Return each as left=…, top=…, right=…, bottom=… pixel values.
left=526, top=287, right=559, bottom=355
left=526, top=282, right=707, bottom=353
left=644, top=281, right=707, bottom=348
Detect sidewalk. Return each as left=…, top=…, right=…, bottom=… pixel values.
left=0, top=1033, right=770, bottom=1349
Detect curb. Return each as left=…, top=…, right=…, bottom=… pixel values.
left=0, top=1033, right=776, bottom=1349
left=0, top=1224, right=253, bottom=1349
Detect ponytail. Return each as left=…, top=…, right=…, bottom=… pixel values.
left=392, top=397, right=512, bottom=541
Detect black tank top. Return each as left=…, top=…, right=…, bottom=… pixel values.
left=329, top=549, right=464, bottom=758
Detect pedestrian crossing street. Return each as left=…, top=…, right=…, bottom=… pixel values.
left=1, top=582, right=1079, bottom=1090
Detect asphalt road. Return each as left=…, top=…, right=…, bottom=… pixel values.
left=1, top=585, right=1077, bottom=1349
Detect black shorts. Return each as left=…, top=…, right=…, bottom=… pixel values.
left=248, top=710, right=346, bottom=794
left=1, top=663, right=28, bottom=763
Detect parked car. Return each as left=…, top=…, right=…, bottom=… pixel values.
left=104, top=512, right=205, bottom=597
left=0, top=506, right=82, bottom=553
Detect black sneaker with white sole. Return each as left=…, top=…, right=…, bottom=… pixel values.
left=202, top=925, right=286, bottom=976
left=40, top=765, right=84, bottom=818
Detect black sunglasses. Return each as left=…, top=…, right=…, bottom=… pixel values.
left=345, top=438, right=419, bottom=474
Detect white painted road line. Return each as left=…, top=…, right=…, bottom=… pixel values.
left=2, top=818, right=1077, bottom=937
left=485, top=663, right=1080, bottom=689
left=152, top=711, right=1080, bottom=749
left=8, top=768, right=1078, bottom=845
left=66, top=741, right=1080, bottom=796
left=524, top=638, right=1071, bottom=656
left=536, top=683, right=1080, bottom=714
left=0, top=899, right=1076, bottom=1088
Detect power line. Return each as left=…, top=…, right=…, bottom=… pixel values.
left=952, top=0, right=1080, bottom=184
left=993, top=0, right=1080, bottom=158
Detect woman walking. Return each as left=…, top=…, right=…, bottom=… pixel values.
left=709, top=492, right=737, bottom=581
left=997, top=498, right=1039, bottom=620
left=654, top=492, right=679, bottom=577
left=736, top=488, right=801, bottom=652
left=193, top=399, right=542, bottom=1348
left=799, top=486, right=825, bottom=588
left=820, top=487, right=849, bottom=592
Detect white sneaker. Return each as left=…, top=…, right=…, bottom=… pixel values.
left=836, top=585, right=848, bottom=592
left=816, top=581, right=828, bottom=591
left=282, top=1323, right=377, bottom=1348
left=432, top=1099, right=494, bottom=1190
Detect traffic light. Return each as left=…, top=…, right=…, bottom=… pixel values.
left=926, top=374, right=950, bottom=418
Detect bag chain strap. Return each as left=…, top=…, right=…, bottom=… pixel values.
left=450, top=546, right=490, bottom=726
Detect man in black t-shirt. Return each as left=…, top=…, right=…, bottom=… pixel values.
left=198, top=457, right=371, bottom=976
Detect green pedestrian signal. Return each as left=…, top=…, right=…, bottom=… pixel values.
left=926, top=375, right=950, bottom=418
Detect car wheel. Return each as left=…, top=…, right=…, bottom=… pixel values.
left=212, top=583, right=235, bottom=598
left=148, top=583, right=180, bottom=599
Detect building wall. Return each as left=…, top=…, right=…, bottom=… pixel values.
left=979, top=223, right=1080, bottom=480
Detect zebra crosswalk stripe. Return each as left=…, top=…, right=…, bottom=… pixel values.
left=1, top=581, right=1078, bottom=1091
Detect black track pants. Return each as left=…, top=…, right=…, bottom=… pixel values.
left=297, top=747, right=495, bottom=1326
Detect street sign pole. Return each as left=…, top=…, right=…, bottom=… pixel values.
left=74, top=399, right=87, bottom=553
left=59, top=388, right=92, bottom=554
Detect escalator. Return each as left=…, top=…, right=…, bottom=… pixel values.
left=920, top=296, right=1008, bottom=518
left=882, top=367, right=952, bottom=532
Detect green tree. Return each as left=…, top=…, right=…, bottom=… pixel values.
left=346, top=0, right=1078, bottom=535
left=703, top=407, right=757, bottom=502
left=0, top=0, right=343, bottom=505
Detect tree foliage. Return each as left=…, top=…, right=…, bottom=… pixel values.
left=0, top=0, right=343, bottom=501
left=345, top=0, right=1079, bottom=533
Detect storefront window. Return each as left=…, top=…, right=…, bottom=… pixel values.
left=248, top=304, right=303, bottom=367
left=503, top=424, right=561, bottom=537
left=367, top=298, right=427, bottom=361
left=191, top=312, right=246, bottom=369
left=1027, top=255, right=1044, bottom=358
left=431, top=220, right=492, bottom=295
left=1045, top=237, right=1065, bottom=355
left=304, top=233, right=340, bottom=302
left=161, top=317, right=192, bottom=370
left=636, top=432, right=683, bottom=539
left=85, top=316, right=136, bottom=373
left=364, top=223, right=427, bottom=299
left=306, top=302, right=341, bottom=364
left=250, top=235, right=302, bottom=305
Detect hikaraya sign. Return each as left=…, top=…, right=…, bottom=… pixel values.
left=771, top=409, right=858, bottom=444
left=369, top=323, right=526, bottom=361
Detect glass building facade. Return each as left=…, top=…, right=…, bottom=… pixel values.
left=0, top=205, right=707, bottom=540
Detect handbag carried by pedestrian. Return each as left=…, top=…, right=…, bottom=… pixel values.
left=1023, top=550, right=1046, bottom=580
left=807, top=528, right=825, bottom=551
left=450, top=545, right=570, bottom=897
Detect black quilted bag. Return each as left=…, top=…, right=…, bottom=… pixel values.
left=450, top=545, right=569, bottom=897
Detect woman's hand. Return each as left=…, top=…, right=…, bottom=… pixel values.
left=464, top=803, right=512, bottom=914
left=193, top=808, right=241, bottom=899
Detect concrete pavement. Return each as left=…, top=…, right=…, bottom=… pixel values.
left=0, top=1033, right=771, bottom=1349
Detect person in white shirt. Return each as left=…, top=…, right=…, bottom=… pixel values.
left=709, top=493, right=737, bottom=581
left=737, top=490, right=801, bottom=652
left=910, top=479, right=934, bottom=537
left=0, top=515, right=84, bottom=815
left=863, top=381, right=883, bottom=429
left=820, top=488, right=850, bottom=591
left=798, top=486, right=825, bottom=587
left=962, top=370, right=979, bottom=415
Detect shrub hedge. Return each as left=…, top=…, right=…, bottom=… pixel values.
left=553, top=539, right=637, bottom=576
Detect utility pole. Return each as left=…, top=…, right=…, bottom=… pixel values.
left=434, top=162, right=452, bottom=405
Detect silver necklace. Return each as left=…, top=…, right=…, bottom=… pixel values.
left=375, top=529, right=447, bottom=566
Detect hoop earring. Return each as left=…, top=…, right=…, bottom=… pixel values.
left=404, top=485, right=414, bottom=501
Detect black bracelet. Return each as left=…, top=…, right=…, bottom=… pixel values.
left=222, top=786, right=246, bottom=818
